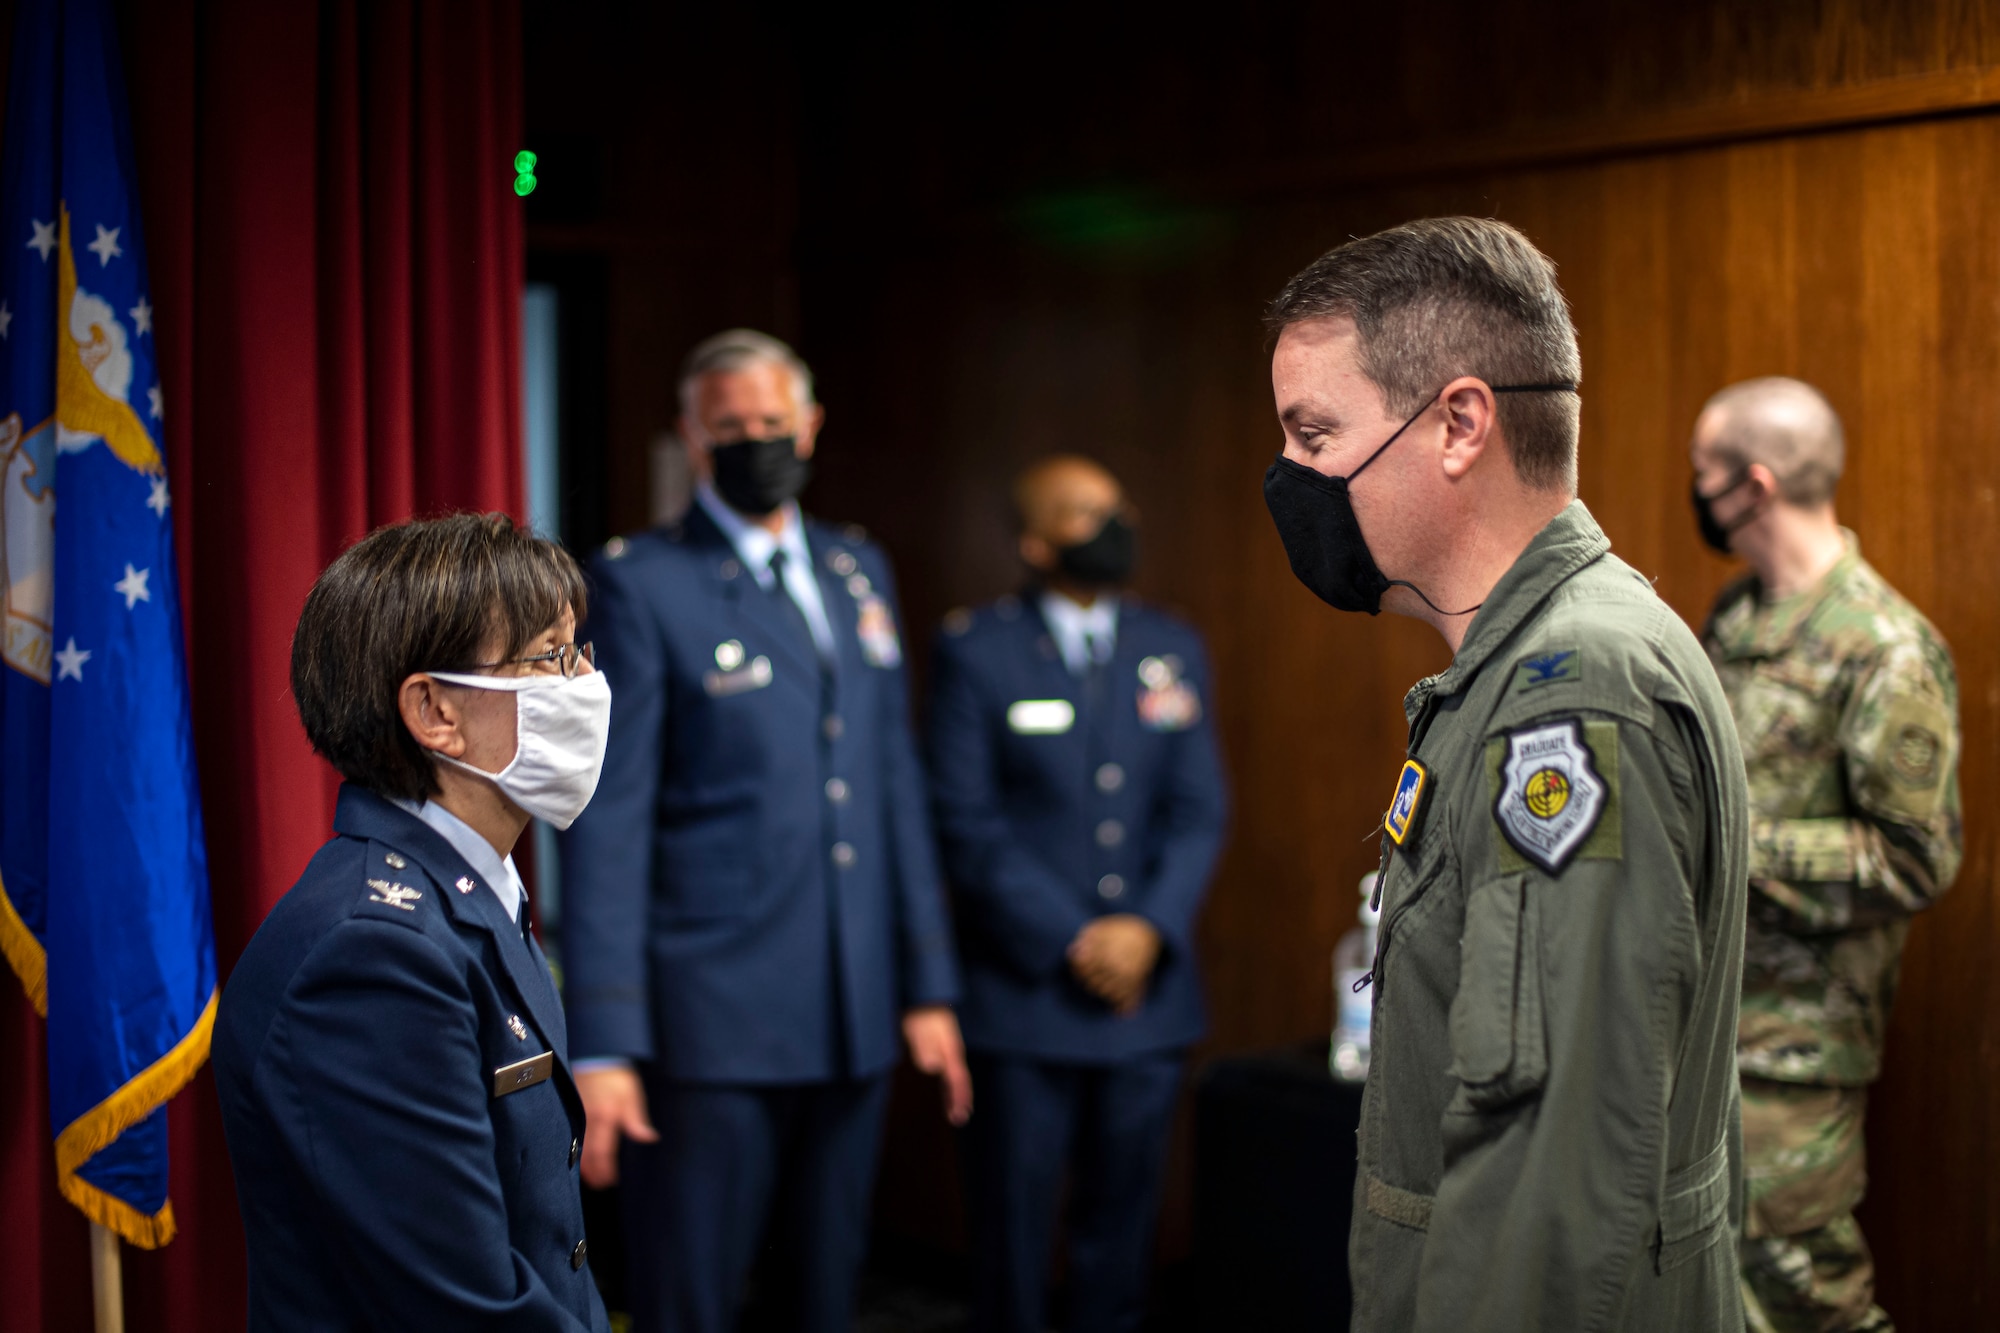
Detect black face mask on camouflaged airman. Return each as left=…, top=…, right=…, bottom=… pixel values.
left=1691, top=468, right=1760, bottom=554
left=1262, top=382, right=1576, bottom=616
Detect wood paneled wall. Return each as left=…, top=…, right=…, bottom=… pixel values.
left=537, top=4, right=2000, bottom=1324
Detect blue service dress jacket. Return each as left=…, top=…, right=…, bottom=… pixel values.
left=927, top=595, right=1230, bottom=1063
left=560, top=506, right=959, bottom=1082
left=213, top=785, right=609, bottom=1333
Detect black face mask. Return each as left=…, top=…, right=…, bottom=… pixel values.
left=1055, top=513, right=1136, bottom=586
left=710, top=435, right=812, bottom=516
left=1262, top=383, right=1575, bottom=616
left=1691, top=469, right=1756, bottom=555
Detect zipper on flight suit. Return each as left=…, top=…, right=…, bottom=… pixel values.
left=1362, top=682, right=1446, bottom=998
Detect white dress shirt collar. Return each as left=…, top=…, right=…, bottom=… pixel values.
left=695, top=481, right=836, bottom=656
left=1039, top=589, right=1119, bottom=676
left=391, top=797, right=526, bottom=923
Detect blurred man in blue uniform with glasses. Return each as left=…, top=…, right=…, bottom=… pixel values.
left=560, top=330, right=970, bottom=1333
left=928, top=456, right=1230, bottom=1333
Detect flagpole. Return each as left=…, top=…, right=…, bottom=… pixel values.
left=90, top=1223, right=125, bottom=1333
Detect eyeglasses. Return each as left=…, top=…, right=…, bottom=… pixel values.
left=462, top=641, right=596, bottom=679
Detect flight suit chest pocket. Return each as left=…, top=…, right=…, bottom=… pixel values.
left=1447, top=873, right=1547, bottom=1109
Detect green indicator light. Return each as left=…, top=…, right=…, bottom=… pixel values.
left=514, top=172, right=538, bottom=197
left=514, top=149, right=538, bottom=173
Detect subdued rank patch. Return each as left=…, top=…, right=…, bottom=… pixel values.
left=1889, top=723, right=1942, bottom=787
left=1384, top=759, right=1428, bottom=846
left=1512, top=648, right=1581, bottom=691
left=1489, top=718, right=1612, bottom=875
left=367, top=879, right=423, bottom=911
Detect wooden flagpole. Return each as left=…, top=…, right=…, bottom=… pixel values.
left=90, top=1222, right=125, bottom=1333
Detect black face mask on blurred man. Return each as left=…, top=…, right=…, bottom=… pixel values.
left=1055, top=513, right=1137, bottom=587
left=710, top=435, right=813, bottom=516
left=1690, top=469, right=1758, bottom=555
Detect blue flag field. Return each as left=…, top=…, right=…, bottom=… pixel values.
left=0, top=0, right=217, bottom=1248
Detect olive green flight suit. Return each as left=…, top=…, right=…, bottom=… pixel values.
left=1350, top=501, right=1750, bottom=1332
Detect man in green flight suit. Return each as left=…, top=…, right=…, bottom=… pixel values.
left=1260, top=217, right=1751, bottom=1331
left=1690, top=377, right=1961, bottom=1333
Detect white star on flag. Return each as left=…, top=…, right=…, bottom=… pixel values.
left=147, top=477, right=171, bottom=517
left=87, top=224, right=123, bottom=266
left=131, top=296, right=153, bottom=336
left=0, top=300, right=10, bottom=339
left=27, top=219, right=55, bottom=261
left=148, top=384, right=164, bottom=419
left=115, top=565, right=152, bottom=610
left=55, top=637, right=91, bottom=682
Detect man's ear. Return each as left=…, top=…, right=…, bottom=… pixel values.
left=1438, top=377, right=1499, bottom=481
left=398, top=674, right=466, bottom=760
left=796, top=404, right=826, bottom=458
left=1019, top=532, right=1056, bottom=572
left=1745, top=462, right=1782, bottom=505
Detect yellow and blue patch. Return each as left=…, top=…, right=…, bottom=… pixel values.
left=1385, top=758, right=1428, bottom=846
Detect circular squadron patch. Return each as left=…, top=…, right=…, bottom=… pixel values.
left=1494, top=717, right=1607, bottom=875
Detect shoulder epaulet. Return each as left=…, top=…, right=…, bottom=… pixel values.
left=355, top=846, right=433, bottom=923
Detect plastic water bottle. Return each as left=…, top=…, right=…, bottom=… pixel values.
left=1331, top=871, right=1382, bottom=1081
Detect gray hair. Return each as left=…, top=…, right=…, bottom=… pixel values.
left=677, top=328, right=816, bottom=424
left=1700, top=377, right=1845, bottom=507
left=1266, top=217, right=1582, bottom=493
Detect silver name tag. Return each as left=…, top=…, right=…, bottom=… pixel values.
left=703, top=655, right=773, bottom=697
left=492, top=1051, right=553, bottom=1098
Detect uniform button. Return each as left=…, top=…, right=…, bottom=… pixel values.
left=568, top=1137, right=580, bottom=1168
left=571, top=1239, right=588, bottom=1271
left=831, top=842, right=857, bottom=868
left=823, top=715, right=844, bottom=741
left=1095, top=763, right=1125, bottom=794
left=1097, top=874, right=1126, bottom=900
left=825, top=777, right=850, bottom=804
left=1095, top=819, right=1125, bottom=848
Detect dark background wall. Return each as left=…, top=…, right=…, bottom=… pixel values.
left=528, top=4, right=2000, bottom=1326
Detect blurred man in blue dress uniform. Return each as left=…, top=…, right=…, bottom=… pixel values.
left=559, top=330, right=970, bottom=1333
left=928, top=456, right=1230, bottom=1333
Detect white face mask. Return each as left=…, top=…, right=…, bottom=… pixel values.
left=425, top=669, right=612, bottom=830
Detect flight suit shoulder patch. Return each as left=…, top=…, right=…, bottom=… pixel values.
left=1485, top=716, right=1621, bottom=875
left=1512, top=647, right=1581, bottom=691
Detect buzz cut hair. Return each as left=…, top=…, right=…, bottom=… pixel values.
left=290, top=513, right=586, bottom=802
left=678, top=328, right=816, bottom=422
left=1700, top=377, right=1846, bottom=507
left=1265, top=217, right=1583, bottom=493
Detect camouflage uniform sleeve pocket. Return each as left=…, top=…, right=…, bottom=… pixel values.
left=1447, top=874, right=1547, bottom=1109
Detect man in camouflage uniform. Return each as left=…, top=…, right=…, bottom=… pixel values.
left=1690, top=377, right=1963, bottom=1333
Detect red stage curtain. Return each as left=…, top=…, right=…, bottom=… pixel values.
left=0, top=1, right=524, bottom=1327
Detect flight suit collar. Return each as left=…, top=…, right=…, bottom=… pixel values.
left=1418, top=499, right=1612, bottom=717
left=1708, top=529, right=1863, bottom=661
left=333, top=785, right=571, bottom=1067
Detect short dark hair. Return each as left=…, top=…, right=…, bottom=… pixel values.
left=1266, top=217, right=1582, bottom=492
left=291, top=513, right=586, bottom=801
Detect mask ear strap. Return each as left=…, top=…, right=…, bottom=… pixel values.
left=1385, top=579, right=1483, bottom=618
left=1347, top=395, right=1440, bottom=484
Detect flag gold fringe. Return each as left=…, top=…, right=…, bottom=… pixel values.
left=53, top=987, right=216, bottom=1250
left=0, top=874, right=47, bottom=1016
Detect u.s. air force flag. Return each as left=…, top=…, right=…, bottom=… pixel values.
left=0, top=0, right=217, bottom=1248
